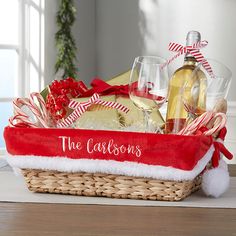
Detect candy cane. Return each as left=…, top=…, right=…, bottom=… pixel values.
left=9, top=93, right=51, bottom=128
left=178, top=111, right=227, bottom=136
left=29, top=92, right=50, bottom=127
left=178, top=111, right=214, bottom=135
left=9, top=114, right=39, bottom=128
left=204, top=113, right=227, bottom=136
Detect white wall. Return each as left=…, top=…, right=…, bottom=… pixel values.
left=139, top=0, right=236, bottom=101
left=96, top=0, right=142, bottom=80
left=226, top=103, right=236, bottom=164
left=73, top=0, right=96, bottom=85
left=44, top=0, right=58, bottom=86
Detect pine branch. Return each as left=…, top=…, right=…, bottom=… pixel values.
left=55, top=0, right=78, bottom=79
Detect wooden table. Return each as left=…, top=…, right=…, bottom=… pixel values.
left=0, top=165, right=236, bottom=236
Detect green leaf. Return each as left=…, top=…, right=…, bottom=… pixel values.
left=40, top=87, right=49, bottom=101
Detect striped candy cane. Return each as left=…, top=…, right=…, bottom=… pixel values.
left=9, top=93, right=51, bottom=128
left=178, top=111, right=227, bottom=136
left=161, top=40, right=214, bottom=78
left=204, top=113, right=227, bottom=136
left=9, top=114, right=39, bottom=128
left=57, top=93, right=129, bottom=128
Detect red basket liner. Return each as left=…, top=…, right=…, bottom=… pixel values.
left=4, top=127, right=213, bottom=171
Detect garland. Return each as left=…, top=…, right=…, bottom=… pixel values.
left=55, top=0, right=78, bottom=79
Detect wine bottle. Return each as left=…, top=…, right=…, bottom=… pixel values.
left=165, top=31, right=207, bottom=134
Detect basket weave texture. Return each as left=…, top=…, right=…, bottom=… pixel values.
left=22, top=169, right=202, bottom=201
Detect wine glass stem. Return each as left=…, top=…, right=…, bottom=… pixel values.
left=143, top=110, right=151, bottom=133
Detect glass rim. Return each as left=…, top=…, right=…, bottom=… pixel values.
left=198, top=58, right=232, bottom=79
left=134, top=56, right=167, bottom=65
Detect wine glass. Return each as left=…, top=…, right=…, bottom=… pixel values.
left=182, top=58, right=232, bottom=121
left=129, top=56, right=169, bottom=133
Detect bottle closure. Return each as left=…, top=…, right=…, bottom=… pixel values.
left=185, top=31, right=201, bottom=59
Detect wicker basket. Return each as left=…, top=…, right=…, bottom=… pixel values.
left=22, top=169, right=202, bottom=201
left=4, top=127, right=213, bottom=201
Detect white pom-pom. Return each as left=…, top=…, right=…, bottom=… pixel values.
left=219, top=159, right=228, bottom=171
left=202, top=167, right=230, bottom=198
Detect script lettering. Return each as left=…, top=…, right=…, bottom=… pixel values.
left=86, top=138, right=142, bottom=157
left=59, top=136, right=82, bottom=152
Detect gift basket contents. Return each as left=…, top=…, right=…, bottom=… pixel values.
left=4, top=31, right=233, bottom=201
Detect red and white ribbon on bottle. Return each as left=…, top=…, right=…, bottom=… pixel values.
left=161, top=40, right=214, bottom=78
left=57, top=93, right=129, bottom=128
left=9, top=92, right=52, bottom=128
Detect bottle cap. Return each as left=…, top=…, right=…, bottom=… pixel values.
left=185, top=31, right=201, bottom=59
left=186, top=31, right=201, bottom=46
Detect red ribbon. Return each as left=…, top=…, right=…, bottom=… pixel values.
left=211, top=127, right=233, bottom=168
left=77, top=81, right=90, bottom=94
left=87, top=79, right=166, bottom=103
left=81, top=78, right=129, bottom=97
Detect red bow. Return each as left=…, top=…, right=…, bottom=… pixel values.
left=81, top=78, right=129, bottom=97
left=212, top=127, right=233, bottom=167
left=57, top=93, right=129, bottom=128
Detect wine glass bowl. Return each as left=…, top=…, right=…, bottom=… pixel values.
left=129, top=56, right=169, bottom=132
left=182, top=58, right=232, bottom=118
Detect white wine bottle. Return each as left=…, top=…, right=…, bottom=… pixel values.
left=165, top=31, right=207, bottom=134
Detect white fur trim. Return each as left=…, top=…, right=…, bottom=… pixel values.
left=6, top=145, right=214, bottom=181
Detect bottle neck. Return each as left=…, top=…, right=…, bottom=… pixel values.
left=183, top=56, right=197, bottom=66
left=184, top=31, right=201, bottom=66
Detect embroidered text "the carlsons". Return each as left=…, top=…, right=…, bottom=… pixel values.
left=59, top=136, right=142, bottom=157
